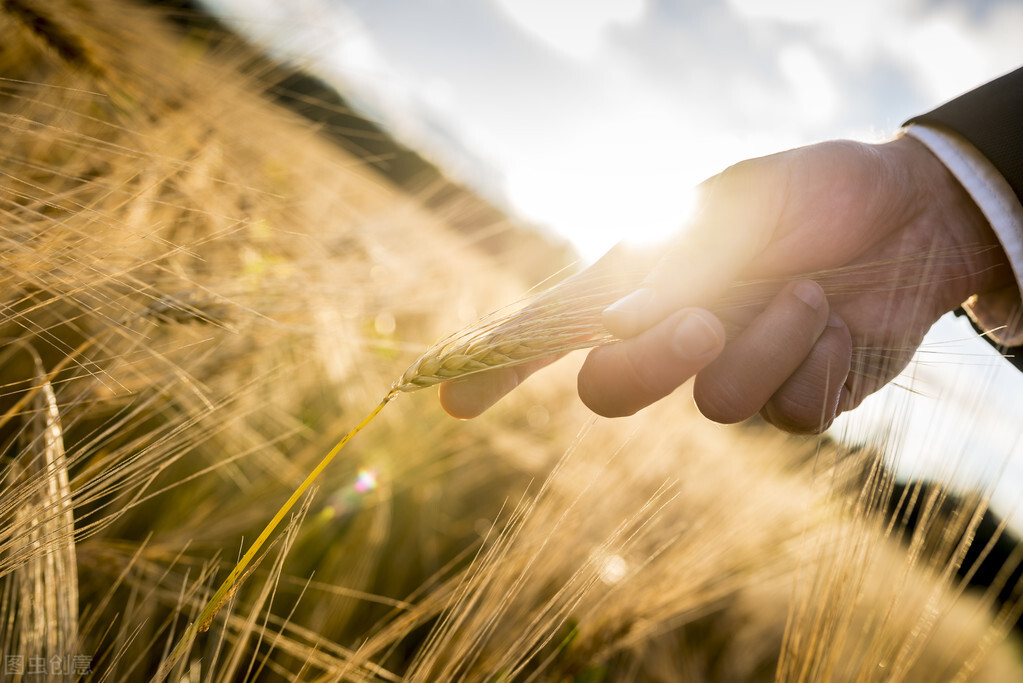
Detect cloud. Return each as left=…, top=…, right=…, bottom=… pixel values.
left=491, top=0, right=647, bottom=61
left=725, top=0, right=1023, bottom=104
left=777, top=43, right=840, bottom=125
left=888, top=3, right=1023, bottom=103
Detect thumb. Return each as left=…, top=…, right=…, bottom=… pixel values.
left=603, top=155, right=789, bottom=339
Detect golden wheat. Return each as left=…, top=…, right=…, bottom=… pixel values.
left=393, top=242, right=998, bottom=397
left=392, top=256, right=639, bottom=393
left=4, top=1, right=1023, bottom=682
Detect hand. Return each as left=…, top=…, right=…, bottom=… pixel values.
left=441, top=135, right=1013, bottom=432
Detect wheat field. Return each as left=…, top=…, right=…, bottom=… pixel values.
left=2, top=1, right=1022, bottom=681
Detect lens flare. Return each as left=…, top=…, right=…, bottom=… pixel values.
left=354, top=467, right=379, bottom=494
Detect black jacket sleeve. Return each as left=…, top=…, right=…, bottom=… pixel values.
left=907, top=66, right=1023, bottom=208
left=906, top=67, right=1023, bottom=372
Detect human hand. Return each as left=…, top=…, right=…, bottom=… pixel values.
left=441, top=135, right=1013, bottom=432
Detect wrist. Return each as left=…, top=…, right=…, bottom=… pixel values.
left=884, top=133, right=1014, bottom=308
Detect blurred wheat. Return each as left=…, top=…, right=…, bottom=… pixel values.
left=1, top=1, right=1022, bottom=682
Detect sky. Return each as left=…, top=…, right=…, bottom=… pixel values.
left=202, top=0, right=1023, bottom=526
left=204, top=0, right=1023, bottom=260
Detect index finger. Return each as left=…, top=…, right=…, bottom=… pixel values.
left=438, top=355, right=558, bottom=418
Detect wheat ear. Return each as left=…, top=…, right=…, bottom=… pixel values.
left=394, top=243, right=1001, bottom=393
left=393, top=247, right=647, bottom=392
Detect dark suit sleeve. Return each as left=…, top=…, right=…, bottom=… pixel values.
left=907, top=67, right=1023, bottom=371
left=953, top=306, right=1023, bottom=372
left=907, top=67, right=1023, bottom=208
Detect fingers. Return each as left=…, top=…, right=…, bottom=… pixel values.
left=448, top=279, right=853, bottom=435
left=439, top=243, right=659, bottom=420
left=692, top=280, right=842, bottom=428
left=759, top=315, right=852, bottom=433
left=603, top=155, right=789, bottom=339
left=577, top=308, right=726, bottom=417
left=438, top=356, right=557, bottom=419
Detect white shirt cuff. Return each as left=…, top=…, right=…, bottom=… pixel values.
left=906, top=124, right=1023, bottom=346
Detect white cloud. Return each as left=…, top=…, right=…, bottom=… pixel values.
left=899, top=14, right=988, bottom=102
left=726, top=0, right=896, bottom=42
left=888, top=5, right=1023, bottom=103
left=491, top=0, right=647, bottom=61
left=727, top=0, right=1023, bottom=102
left=777, top=43, right=840, bottom=125
left=728, top=0, right=839, bottom=24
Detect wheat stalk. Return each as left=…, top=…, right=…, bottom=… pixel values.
left=393, top=242, right=1005, bottom=398
left=391, top=298, right=617, bottom=393
left=392, top=248, right=648, bottom=393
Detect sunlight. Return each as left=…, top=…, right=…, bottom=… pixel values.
left=500, top=114, right=798, bottom=262
left=496, top=93, right=787, bottom=263
left=504, top=150, right=697, bottom=263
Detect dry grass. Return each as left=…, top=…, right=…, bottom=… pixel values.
left=2, top=1, right=1023, bottom=681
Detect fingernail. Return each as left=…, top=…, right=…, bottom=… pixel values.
left=672, top=312, right=721, bottom=359
left=792, top=281, right=824, bottom=310
left=604, top=288, right=654, bottom=336
left=827, top=312, right=845, bottom=328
